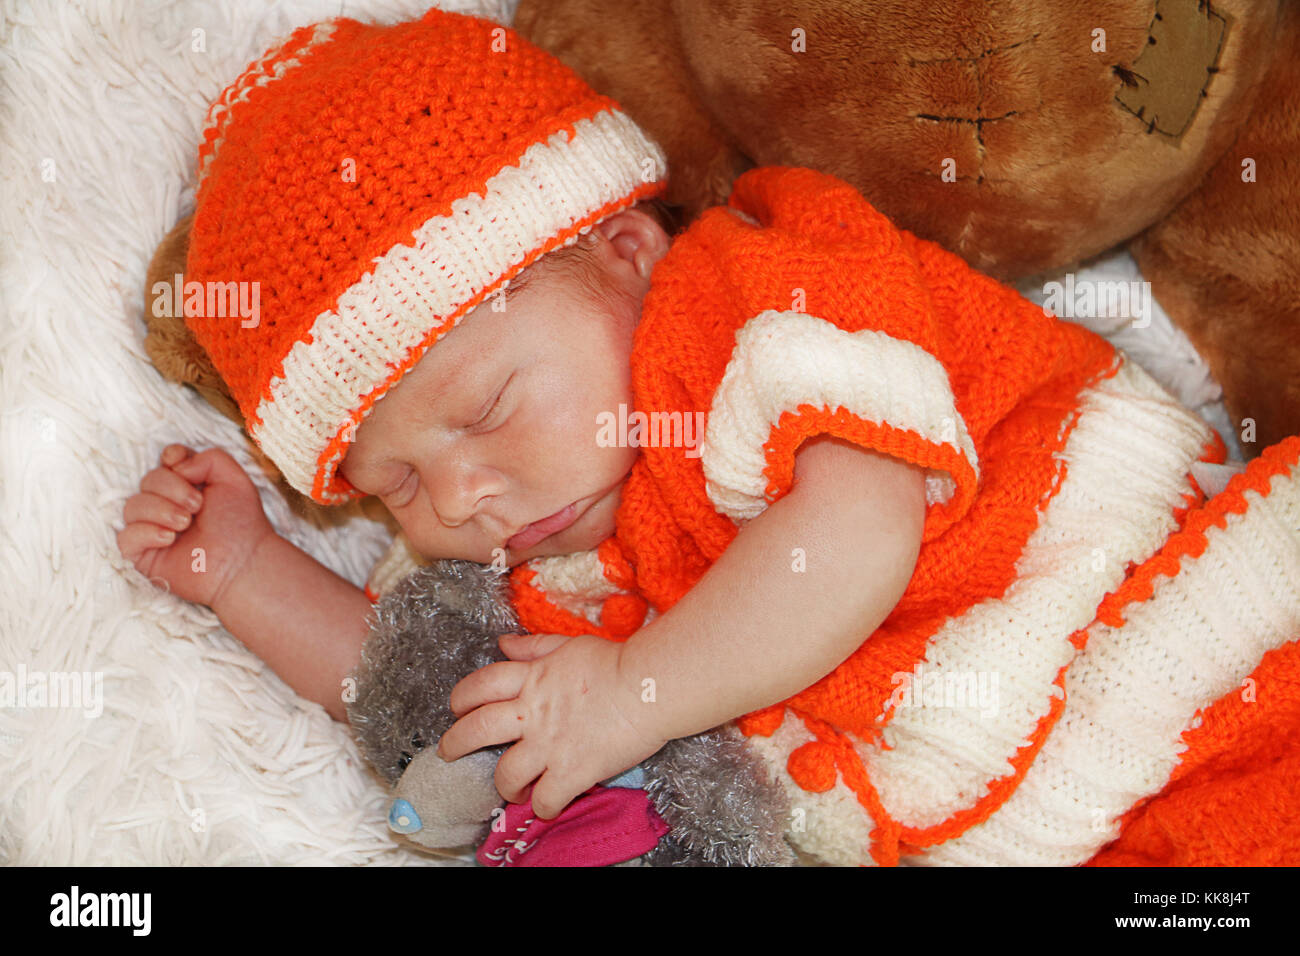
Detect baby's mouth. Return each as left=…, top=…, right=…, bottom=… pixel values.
left=506, top=502, right=580, bottom=551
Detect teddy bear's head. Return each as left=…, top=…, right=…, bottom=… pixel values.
left=516, top=0, right=1279, bottom=279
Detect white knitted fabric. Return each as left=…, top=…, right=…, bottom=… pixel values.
left=917, top=455, right=1300, bottom=865
left=701, top=310, right=980, bottom=522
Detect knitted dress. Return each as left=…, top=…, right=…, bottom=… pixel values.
left=366, top=167, right=1300, bottom=866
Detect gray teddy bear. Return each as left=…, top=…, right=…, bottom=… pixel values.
left=346, top=558, right=796, bottom=866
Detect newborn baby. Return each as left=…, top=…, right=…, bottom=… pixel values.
left=119, top=8, right=1300, bottom=866
left=121, top=187, right=926, bottom=824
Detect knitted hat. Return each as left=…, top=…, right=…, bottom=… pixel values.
left=183, top=7, right=668, bottom=505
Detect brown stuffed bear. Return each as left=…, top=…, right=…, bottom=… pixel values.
left=143, top=0, right=1298, bottom=482
left=509, top=0, right=1299, bottom=453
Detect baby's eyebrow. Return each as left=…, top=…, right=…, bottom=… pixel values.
left=501, top=270, right=535, bottom=301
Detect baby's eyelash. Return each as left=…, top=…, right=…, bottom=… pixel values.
left=473, top=390, right=504, bottom=427
left=383, top=377, right=513, bottom=505
left=471, top=373, right=513, bottom=428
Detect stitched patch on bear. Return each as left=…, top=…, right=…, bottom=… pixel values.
left=1115, top=0, right=1230, bottom=140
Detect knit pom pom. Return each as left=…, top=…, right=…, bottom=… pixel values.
left=787, top=741, right=838, bottom=793
left=600, top=593, right=649, bottom=638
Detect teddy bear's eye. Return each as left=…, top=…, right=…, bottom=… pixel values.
left=411, top=732, right=425, bottom=752
left=398, top=751, right=413, bottom=771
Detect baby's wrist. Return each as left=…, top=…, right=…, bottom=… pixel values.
left=616, top=625, right=707, bottom=744
left=209, top=525, right=281, bottom=619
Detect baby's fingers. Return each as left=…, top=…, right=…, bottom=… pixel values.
left=498, top=632, right=570, bottom=661
left=140, top=464, right=204, bottom=513
left=528, top=770, right=583, bottom=821
left=123, top=490, right=196, bottom=535
left=494, top=742, right=545, bottom=805
left=115, top=519, right=179, bottom=564
left=447, top=659, right=530, bottom=717
left=161, top=443, right=194, bottom=468
left=437, top=699, right=526, bottom=762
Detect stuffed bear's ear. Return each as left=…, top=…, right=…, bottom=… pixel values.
left=142, top=212, right=244, bottom=427
left=140, top=213, right=334, bottom=520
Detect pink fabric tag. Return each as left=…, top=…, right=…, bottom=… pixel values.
left=476, top=785, right=669, bottom=867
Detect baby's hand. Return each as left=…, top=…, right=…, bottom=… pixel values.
left=437, top=633, right=667, bottom=820
left=117, top=444, right=275, bottom=609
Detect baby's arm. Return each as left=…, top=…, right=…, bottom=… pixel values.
left=211, top=531, right=372, bottom=724
left=622, top=434, right=926, bottom=743
left=119, top=444, right=370, bottom=724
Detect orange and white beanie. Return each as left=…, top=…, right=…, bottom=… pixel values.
left=183, top=7, right=668, bottom=505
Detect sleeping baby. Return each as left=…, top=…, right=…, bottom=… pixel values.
left=118, top=8, right=1300, bottom=866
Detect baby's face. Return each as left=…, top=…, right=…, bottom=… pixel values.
left=338, top=208, right=669, bottom=568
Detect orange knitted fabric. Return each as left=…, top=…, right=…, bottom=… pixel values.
left=503, top=166, right=1300, bottom=865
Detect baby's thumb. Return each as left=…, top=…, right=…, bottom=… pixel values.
left=499, top=632, right=569, bottom=661
left=168, top=447, right=219, bottom=487
left=161, top=444, right=193, bottom=467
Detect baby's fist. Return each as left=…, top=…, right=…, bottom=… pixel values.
left=117, top=444, right=273, bottom=609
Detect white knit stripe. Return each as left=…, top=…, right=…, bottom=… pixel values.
left=701, top=311, right=979, bottom=524
left=249, top=107, right=668, bottom=503
left=526, top=550, right=620, bottom=629
left=196, top=21, right=339, bottom=188
left=365, top=531, right=427, bottom=601
left=870, top=357, right=1213, bottom=830
left=915, top=458, right=1300, bottom=865
left=744, top=714, right=880, bottom=866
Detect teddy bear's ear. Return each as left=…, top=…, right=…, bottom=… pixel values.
left=142, top=212, right=245, bottom=428
left=141, top=213, right=334, bottom=518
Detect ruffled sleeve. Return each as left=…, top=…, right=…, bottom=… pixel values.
left=701, top=309, right=979, bottom=542
left=697, top=167, right=980, bottom=542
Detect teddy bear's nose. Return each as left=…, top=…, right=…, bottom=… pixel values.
left=388, top=798, right=423, bottom=834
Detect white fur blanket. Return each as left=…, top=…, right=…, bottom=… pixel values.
left=0, top=0, right=1234, bottom=865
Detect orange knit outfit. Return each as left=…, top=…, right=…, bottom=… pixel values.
left=367, top=166, right=1300, bottom=866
